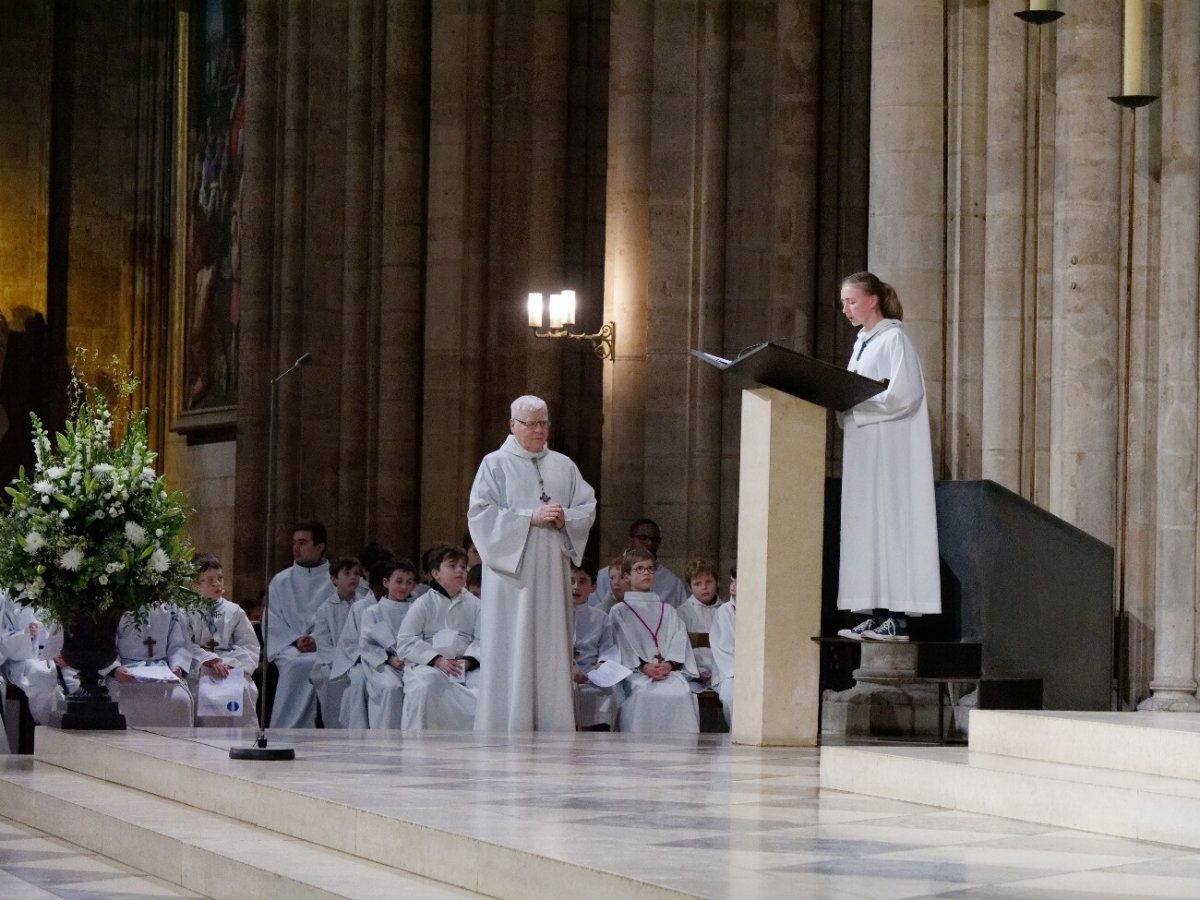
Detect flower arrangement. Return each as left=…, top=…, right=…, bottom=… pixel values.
left=0, top=366, right=203, bottom=627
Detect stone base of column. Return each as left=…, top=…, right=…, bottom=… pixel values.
left=1137, top=688, right=1200, bottom=712
left=820, top=644, right=942, bottom=738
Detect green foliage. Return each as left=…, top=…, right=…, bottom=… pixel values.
left=0, top=365, right=203, bottom=626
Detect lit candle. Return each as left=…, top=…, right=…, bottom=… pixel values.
left=527, top=292, right=543, bottom=328
left=560, top=290, right=576, bottom=326
left=548, top=293, right=564, bottom=329
left=1123, top=0, right=1143, bottom=96
left=1029, top=0, right=1048, bottom=10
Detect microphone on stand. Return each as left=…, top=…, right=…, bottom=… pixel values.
left=231, top=351, right=314, bottom=762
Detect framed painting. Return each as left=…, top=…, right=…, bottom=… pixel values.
left=170, top=0, right=245, bottom=435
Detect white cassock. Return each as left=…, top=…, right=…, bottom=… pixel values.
left=677, top=595, right=726, bottom=688
left=396, top=587, right=481, bottom=731
left=186, top=598, right=260, bottom=727
left=468, top=434, right=596, bottom=732
left=608, top=592, right=699, bottom=734
left=106, top=605, right=195, bottom=727
left=573, top=602, right=617, bottom=729
left=0, top=593, right=62, bottom=727
left=309, top=595, right=355, bottom=727
left=709, top=601, right=736, bottom=729
left=839, top=318, right=941, bottom=615
left=336, top=594, right=376, bottom=728
left=358, top=597, right=412, bottom=728
left=591, top=563, right=686, bottom=610
left=265, top=560, right=336, bottom=727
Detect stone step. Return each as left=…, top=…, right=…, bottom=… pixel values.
left=968, top=710, right=1200, bottom=781
left=819, top=738, right=1200, bottom=850
left=0, top=756, right=477, bottom=899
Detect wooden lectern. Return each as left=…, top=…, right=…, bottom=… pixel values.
left=693, top=343, right=886, bottom=746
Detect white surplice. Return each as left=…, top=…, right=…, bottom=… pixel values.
left=592, top=563, right=686, bottom=610
left=677, top=594, right=725, bottom=684
left=309, top=594, right=356, bottom=727
left=573, top=601, right=617, bottom=729
left=709, top=600, right=736, bottom=728
left=396, top=586, right=481, bottom=731
left=468, top=435, right=596, bottom=732
left=107, top=605, right=195, bottom=727
left=336, top=594, right=376, bottom=729
left=839, top=318, right=942, bottom=615
left=186, top=597, right=260, bottom=727
left=608, top=592, right=699, bottom=734
left=264, top=560, right=336, bottom=728
left=358, top=597, right=412, bottom=728
left=0, top=593, right=61, bottom=726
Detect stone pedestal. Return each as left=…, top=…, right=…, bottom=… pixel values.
left=821, top=644, right=942, bottom=738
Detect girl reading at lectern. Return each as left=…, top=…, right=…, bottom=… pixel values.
left=835, top=271, right=941, bottom=642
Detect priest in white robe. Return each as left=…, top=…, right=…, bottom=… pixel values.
left=187, top=558, right=261, bottom=727
left=358, top=560, right=418, bottom=729
left=607, top=550, right=699, bottom=734
left=104, top=604, right=195, bottom=727
left=468, top=395, right=596, bottom=732
left=265, top=522, right=337, bottom=727
left=836, top=272, right=941, bottom=643
left=396, top=546, right=481, bottom=731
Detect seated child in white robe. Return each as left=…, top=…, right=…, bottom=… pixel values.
left=592, top=557, right=630, bottom=613
left=677, top=558, right=726, bottom=692
left=0, top=592, right=62, bottom=726
left=570, top=561, right=618, bottom=730
left=309, top=557, right=361, bottom=727
left=709, top=567, right=736, bottom=729
left=396, top=545, right=482, bottom=731
left=337, top=559, right=386, bottom=729
left=186, top=555, right=260, bottom=727
left=105, top=604, right=195, bottom=727
left=607, top=548, right=699, bottom=734
left=358, top=558, right=417, bottom=728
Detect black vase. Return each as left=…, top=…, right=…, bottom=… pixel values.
left=58, top=611, right=126, bottom=730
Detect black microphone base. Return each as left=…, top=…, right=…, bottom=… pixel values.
left=230, top=745, right=295, bottom=761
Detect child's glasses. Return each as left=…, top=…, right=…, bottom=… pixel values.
left=630, top=564, right=657, bottom=576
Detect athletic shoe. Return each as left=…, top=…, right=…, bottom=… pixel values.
left=836, top=617, right=878, bottom=640
left=861, top=616, right=909, bottom=642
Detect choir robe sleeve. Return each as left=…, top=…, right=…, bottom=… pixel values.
left=558, top=461, right=597, bottom=566
left=848, top=327, right=926, bottom=426
left=265, top=571, right=303, bottom=661
left=165, top=608, right=194, bottom=673
left=224, top=604, right=261, bottom=671
left=357, top=604, right=392, bottom=669
left=468, top=460, right=533, bottom=578
left=0, top=600, right=34, bottom=662
left=659, top=606, right=698, bottom=678
left=395, top=594, right=439, bottom=666
left=331, top=598, right=370, bottom=678
left=186, top=612, right=221, bottom=669
left=311, top=601, right=339, bottom=665
left=709, top=604, right=735, bottom=687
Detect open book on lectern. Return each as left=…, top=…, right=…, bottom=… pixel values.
left=691, top=342, right=888, bottom=412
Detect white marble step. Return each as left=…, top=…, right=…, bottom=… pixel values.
left=0, top=756, right=477, bottom=899
left=819, top=741, right=1200, bottom=850
left=969, top=709, right=1200, bottom=781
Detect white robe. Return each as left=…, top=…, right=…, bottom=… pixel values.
left=608, top=592, right=699, bottom=734
left=309, top=594, right=356, bottom=727
left=468, top=435, right=596, bottom=732
left=0, top=594, right=61, bottom=727
left=839, top=318, right=942, bottom=615
left=358, top=597, right=412, bottom=728
left=107, top=605, right=195, bottom=728
left=709, top=601, right=736, bottom=728
left=265, top=560, right=336, bottom=727
left=396, top=587, right=481, bottom=731
left=677, top=594, right=725, bottom=684
left=591, top=563, right=686, bottom=610
left=186, top=598, right=260, bottom=727
left=336, top=594, right=376, bottom=729
left=573, top=602, right=617, bottom=729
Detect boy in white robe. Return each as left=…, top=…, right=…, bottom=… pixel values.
left=187, top=555, right=260, bottom=727
left=396, top=546, right=482, bottom=731
left=677, top=558, right=725, bottom=690
left=570, top=561, right=618, bottom=730
left=358, top=558, right=417, bottom=728
left=337, top=559, right=386, bottom=729
left=265, top=521, right=337, bottom=727
left=104, top=604, right=195, bottom=727
left=709, top=568, right=736, bottom=729
left=607, top=548, right=699, bottom=734
left=309, top=557, right=361, bottom=727
left=592, top=557, right=630, bottom=613
left=0, top=593, right=62, bottom=726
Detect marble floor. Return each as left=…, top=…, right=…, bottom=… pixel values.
left=25, top=727, right=1200, bottom=899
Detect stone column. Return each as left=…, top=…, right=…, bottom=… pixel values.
left=1139, top=1, right=1200, bottom=712
left=1047, top=2, right=1122, bottom=543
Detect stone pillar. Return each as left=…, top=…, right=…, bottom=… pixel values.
left=1139, top=1, right=1200, bottom=712
left=1047, top=2, right=1121, bottom=543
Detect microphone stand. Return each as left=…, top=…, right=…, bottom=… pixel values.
left=230, top=352, right=312, bottom=761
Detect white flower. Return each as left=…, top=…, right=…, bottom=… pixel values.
left=91, top=463, right=114, bottom=476
left=40, top=495, right=50, bottom=505
left=142, top=467, right=156, bottom=482
left=32, top=480, right=53, bottom=495
left=105, top=561, right=123, bottom=573
left=58, top=548, right=84, bottom=571
left=98, top=574, right=108, bottom=586
left=124, top=521, right=147, bottom=546
left=149, top=547, right=171, bottom=574
left=46, top=466, right=67, bottom=479
left=59, top=509, right=69, bottom=519
left=23, top=532, right=45, bottom=553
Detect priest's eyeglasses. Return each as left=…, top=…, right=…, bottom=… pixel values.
left=630, top=564, right=657, bottom=576
left=513, top=418, right=550, bottom=430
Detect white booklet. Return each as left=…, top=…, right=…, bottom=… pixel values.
left=197, top=669, right=246, bottom=717
left=126, top=663, right=179, bottom=683
left=586, top=659, right=632, bottom=688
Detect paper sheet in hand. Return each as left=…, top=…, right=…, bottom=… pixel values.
left=197, top=669, right=245, bottom=717
left=587, top=659, right=632, bottom=688
left=37, top=630, right=64, bottom=662
left=126, top=663, right=179, bottom=683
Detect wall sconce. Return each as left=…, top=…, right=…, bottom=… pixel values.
left=527, top=290, right=616, bottom=361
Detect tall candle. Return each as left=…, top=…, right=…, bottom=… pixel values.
left=1123, top=0, right=1144, bottom=96
left=1029, top=1, right=1048, bottom=10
